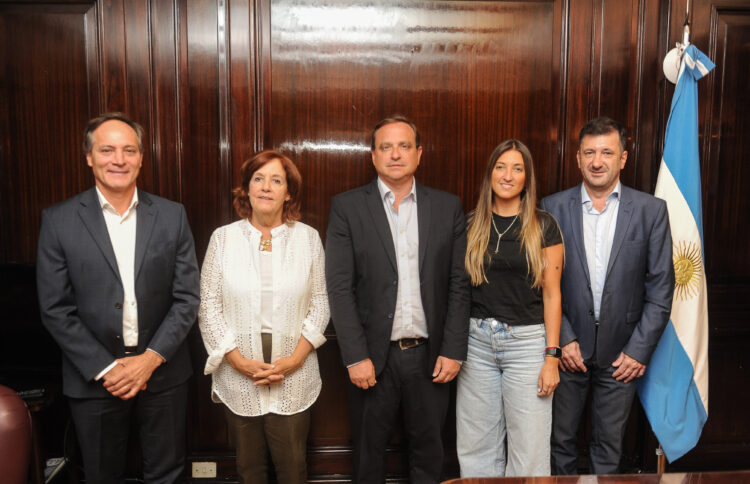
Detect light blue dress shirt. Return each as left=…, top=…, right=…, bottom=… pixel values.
left=377, top=177, right=428, bottom=340
left=581, top=182, right=621, bottom=320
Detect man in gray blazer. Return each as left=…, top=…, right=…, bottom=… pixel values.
left=540, top=117, right=674, bottom=474
left=326, top=115, right=470, bottom=483
left=36, top=113, right=200, bottom=483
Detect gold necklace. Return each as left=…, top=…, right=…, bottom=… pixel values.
left=491, top=213, right=518, bottom=254
left=259, top=238, right=272, bottom=251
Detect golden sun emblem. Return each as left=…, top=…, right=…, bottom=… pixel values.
left=673, top=240, right=703, bottom=300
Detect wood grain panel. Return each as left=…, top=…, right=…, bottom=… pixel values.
left=564, top=0, right=665, bottom=194
left=151, top=0, right=182, bottom=201
left=0, top=3, right=99, bottom=263
left=267, top=0, right=563, bottom=235
left=179, top=0, right=231, bottom=453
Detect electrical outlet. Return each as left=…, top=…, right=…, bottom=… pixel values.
left=191, top=461, right=217, bottom=478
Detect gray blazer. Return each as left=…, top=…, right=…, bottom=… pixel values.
left=541, top=184, right=674, bottom=367
left=37, top=188, right=200, bottom=398
left=325, top=179, right=470, bottom=375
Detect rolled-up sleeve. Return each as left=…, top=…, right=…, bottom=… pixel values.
left=300, top=233, right=330, bottom=349
left=198, top=229, right=237, bottom=374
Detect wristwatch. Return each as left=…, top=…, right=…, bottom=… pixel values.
left=545, top=346, right=562, bottom=358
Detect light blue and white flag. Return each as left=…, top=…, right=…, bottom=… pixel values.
left=638, top=44, right=714, bottom=463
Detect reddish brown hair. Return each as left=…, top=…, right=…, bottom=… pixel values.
left=232, top=150, right=302, bottom=222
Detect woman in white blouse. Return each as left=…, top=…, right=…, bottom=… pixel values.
left=199, top=150, right=329, bottom=484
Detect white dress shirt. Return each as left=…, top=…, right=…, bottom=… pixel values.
left=94, top=188, right=167, bottom=380
left=377, top=177, right=428, bottom=340
left=199, top=220, right=329, bottom=416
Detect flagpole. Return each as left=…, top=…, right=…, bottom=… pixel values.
left=656, top=445, right=666, bottom=474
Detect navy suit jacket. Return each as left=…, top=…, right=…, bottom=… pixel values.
left=541, top=184, right=674, bottom=367
left=36, top=188, right=200, bottom=398
left=325, top=179, right=470, bottom=375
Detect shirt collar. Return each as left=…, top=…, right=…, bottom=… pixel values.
left=377, top=176, right=417, bottom=203
left=581, top=181, right=621, bottom=206
left=242, top=219, right=291, bottom=238
left=95, top=186, right=139, bottom=213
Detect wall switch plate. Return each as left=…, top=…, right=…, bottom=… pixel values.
left=191, top=461, right=217, bottom=478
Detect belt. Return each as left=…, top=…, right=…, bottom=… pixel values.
left=391, top=338, right=427, bottom=351
left=124, top=346, right=138, bottom=354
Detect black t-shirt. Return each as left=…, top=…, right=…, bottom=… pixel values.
left=470, top=210, right=563, bottom=325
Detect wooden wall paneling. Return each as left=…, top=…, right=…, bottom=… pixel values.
left=228, top=0, right=259, bottom=176
left=99, top=0, right=128, bottom=111
left=631, top=0, right=671, bottom=194
left=178, top=0, right=233, bottom=455
left=702, top=3, right=750, bottom=282
left=0, top=3, right=99, bottom=263
left=564, top=0, right=664, bottom=194
left=151, top=0, right=182, bottom=201
left=268, top=0, right=564, bottom=237
left=562, top=0, right=595, bottom=190
left=122, top=0, right=158, bottom=191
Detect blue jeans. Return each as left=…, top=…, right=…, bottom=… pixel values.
left=456, top=318, right=552, bottom=477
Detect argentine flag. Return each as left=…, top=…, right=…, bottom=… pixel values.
left=638, top=44, right=714, bottom=462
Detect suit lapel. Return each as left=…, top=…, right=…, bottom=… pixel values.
left=134, top=190, right=157, bottom=282
left=569, top=187, right=591, bottom=284
left=606, top=186, right=634, bottom=278
left=365, top=180, right=397, bottom=271
left=77, top=188, right=121, bottom=282
left=416, top=182, right=430, bottom=272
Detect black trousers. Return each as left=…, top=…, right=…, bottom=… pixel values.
left=348, top=343, right=449, bottom=484
left=550, top=358, right=637, bottom=475
left=68, top=380, right=188, bottom=484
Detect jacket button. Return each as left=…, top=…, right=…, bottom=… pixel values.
left=393, top=280, right=397, bottom=286
left=115, top=303, right=122, bottom=309
left=588, top=310, right=594, bottom=316
left=388, top=313, right=394, bottom=319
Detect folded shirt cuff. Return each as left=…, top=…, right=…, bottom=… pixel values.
left=301, top=324, right=327, bottom=349
left=204, top=335, right=237, bottom=375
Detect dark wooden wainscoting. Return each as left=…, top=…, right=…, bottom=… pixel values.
left=1, top=0, right=748, bottom=481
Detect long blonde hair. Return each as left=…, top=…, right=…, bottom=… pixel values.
left=465, top=139, right=546, bottom=288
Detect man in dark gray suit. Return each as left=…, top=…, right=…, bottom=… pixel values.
left=36, top=112, right=200, bottom=483
left=541, top=117, right=674, bottom=474
left=326, top=115, right=470, bottom=483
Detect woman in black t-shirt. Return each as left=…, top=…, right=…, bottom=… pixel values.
left=456, top=139, right=564, bottom=477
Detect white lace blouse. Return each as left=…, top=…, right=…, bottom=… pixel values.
left=198, top=219, right=329, bottom=416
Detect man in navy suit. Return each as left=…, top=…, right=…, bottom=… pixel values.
left=541, top=117, right=674, bottom=474
left=326, top=115, right=470, bottom=483
left=37, top=113, right=200, bottom=483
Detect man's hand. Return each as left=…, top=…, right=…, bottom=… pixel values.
left=103, top=350, right=163, bottom=400
left=611, top=352, right=646, bottom=382
left=559, top=341, right=587, bottom=373
left=348, top=359, right=377, bottom=389
left=432, top=356, right=461, bottom=383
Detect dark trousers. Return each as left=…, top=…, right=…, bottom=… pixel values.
left=550, top=358, right=637, bottom=475
left=224, top=407, right=310, bottom=484
left=68, top=381, right=188, bottom=484
left=223, top=333, right=311, bottom=484
left=348, top=343, right=449, bottom=484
